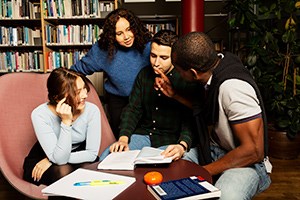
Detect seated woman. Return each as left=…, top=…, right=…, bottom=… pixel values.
left=23, top=67, right=101, bottom=186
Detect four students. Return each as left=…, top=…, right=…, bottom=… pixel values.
left=22, top=8, right=271, bottom=199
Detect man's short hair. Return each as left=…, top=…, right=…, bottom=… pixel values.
left=171, top=32, right=218, bottom=72
left=151, top=30, right=178, bottom=47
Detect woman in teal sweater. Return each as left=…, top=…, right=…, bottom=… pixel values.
left=71, top=8, right=152, bottom=138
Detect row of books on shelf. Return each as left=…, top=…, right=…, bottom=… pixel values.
left=0, top=50, right=91, bottom=72
left=45, top=0, right=114, bottom=18
left=0, top=0, right=41, bottom=19
left=145, top=23, right=176, bottom=35
left=45, top=24, right=102, bottom=45
left=46, top=50, right=88, bottom=71
left=0, top=51, right=43, bottom=72
left=0, top=26, right=41, bottom=46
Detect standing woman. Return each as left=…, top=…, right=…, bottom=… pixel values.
left=71, top=8, right=152, bottom=138
left=23, top=67, right=101, bottom=186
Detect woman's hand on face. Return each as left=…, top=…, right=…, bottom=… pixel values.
left=32, top=158, right=52, bottom=182
left=56, top=97, right=73, bottom=126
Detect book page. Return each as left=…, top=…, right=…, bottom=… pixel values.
left=97, top=148, right=172, bottom=170
left=97, top=150, right=140, bottom=170
left=134, top=147, right=172, bottom=164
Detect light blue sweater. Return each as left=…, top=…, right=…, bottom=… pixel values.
left=31, top=102, right=101, bottom=165
left=71, top=42, right=151, bottom=97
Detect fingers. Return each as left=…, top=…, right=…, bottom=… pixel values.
left=161, top=145, right=172, bottom=156
left=56, top=97, right=72, bottom=114
left=57, top=97, right=67, bottom=107
left=153, top=67, right=175, bottom=98
left=154, top=75, right=171, bottom=96
left=154, top=67, right=171, bottom=84
left=153, top=67, right=164, bottom=78
left=154, top=77, right=165, bottom=91
left=31, top=158, right=52, bottom=182
left=56, top=97, right=73, bottom=125
left=153, top=66, right=162, bottom=75
left=161, top=145, right=184, bottom=161
left=110, top=141, right=129, bottom=152
left=31, top=165, right=41, bottom=181
left=124, top=145, right=130, bottom=151
left=153, top=67, right=164, bottom=91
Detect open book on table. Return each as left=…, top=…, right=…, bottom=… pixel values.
left=97, top=147, right=172, bottom=170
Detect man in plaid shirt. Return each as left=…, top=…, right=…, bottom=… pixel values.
left=100, top=30, right=199, bottom=163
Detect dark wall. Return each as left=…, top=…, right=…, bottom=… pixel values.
left=204, top=1, right=229, bottom=49
left=119, top=0, right=181, bottom=16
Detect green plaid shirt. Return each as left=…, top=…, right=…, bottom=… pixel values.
left=119, top=66, right=198, bottom=148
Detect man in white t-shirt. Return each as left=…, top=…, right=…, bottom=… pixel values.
left=154, top=32, right=271, bottom=200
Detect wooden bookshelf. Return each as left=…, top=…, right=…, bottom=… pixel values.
left=0, top=0, right=118, bottom=73
left=41, top=0, right=117, bottom=72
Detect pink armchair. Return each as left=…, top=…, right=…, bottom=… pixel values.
left=0, top=72, right=115, bottom=199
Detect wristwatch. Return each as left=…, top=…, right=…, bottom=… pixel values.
left=178, top=142, right=188, bottom=152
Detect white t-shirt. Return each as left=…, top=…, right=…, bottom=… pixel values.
left=213, top=79, right=262, bottom=151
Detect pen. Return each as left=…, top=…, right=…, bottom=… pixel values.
left=73, top=180, right=125, bottom=186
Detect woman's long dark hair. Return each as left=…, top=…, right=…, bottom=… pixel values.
left=47, top=67, right=90, bottom=115
left=98, top=8, right=152, bottom=60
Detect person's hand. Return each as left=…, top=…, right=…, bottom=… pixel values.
left=110, top=136, right=130, bottom=152
left=161, top=144, right=186, bottom=161
left=56, top=97, right=73, bottom=126
left=153, top=67, right=177, bottom=98
left=32, top=158, right=52, bottom=182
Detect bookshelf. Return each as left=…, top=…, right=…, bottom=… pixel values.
left=139, top=15, right=178, bottom=35
left=0, top=0, right=42, bottom=72
left=42, top=0, right=117, bottom=72
left=0, top=0, right=118, bottom=73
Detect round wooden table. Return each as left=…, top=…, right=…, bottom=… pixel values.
left=85, top=159, right=212, bottom=200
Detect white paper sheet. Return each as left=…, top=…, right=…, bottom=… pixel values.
left=42, top=168, right=136, bottom=200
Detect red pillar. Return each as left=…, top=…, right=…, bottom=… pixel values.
left=181, top=0, right=204, bottom=35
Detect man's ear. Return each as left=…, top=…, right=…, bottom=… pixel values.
left=190, top=68, right=199, bottom=80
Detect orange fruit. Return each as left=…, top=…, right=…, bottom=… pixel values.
left=144, top=171, right=163, bottom=185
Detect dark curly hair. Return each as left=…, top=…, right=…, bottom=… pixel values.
left=47, top=67, right=90, bottom=116
left=151, top=30, right=178, bottom=47
left=98, top=8, right=152, bottom=60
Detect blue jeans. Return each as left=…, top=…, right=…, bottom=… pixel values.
left=210, top=144, right=271, bottom=200
left=99, top=134, right=199, bottom=164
